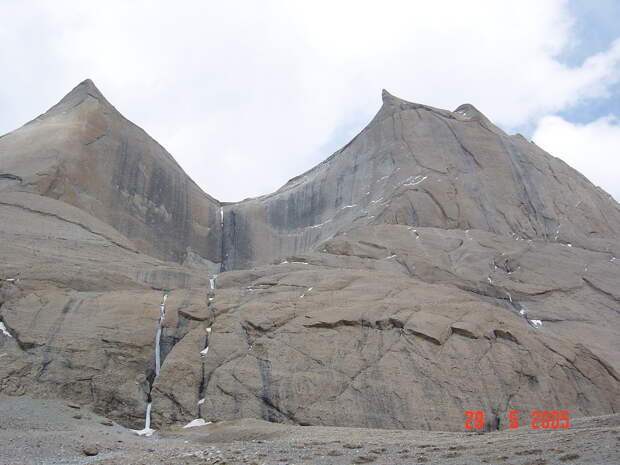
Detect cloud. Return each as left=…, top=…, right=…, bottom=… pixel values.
left=533, top=114, right=620, bottom=200
left=0, top=0, right=619, bottom=200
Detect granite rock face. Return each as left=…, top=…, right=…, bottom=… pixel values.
left=0, top=80, right=222, bottom=266
left=0, top=191, right=211, bottom=426
left=221, top=90, right=620, bottom=270
left=1, top=81, right=619, bottom=432
left=191, top=253, right=619, bottom=431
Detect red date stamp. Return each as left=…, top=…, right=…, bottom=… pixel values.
left=465, top=410, right=570, bottom=430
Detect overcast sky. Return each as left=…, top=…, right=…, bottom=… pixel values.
left=1, top=0, right=619, bottom=201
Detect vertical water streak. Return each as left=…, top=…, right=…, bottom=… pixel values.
left=154, top=294, right=167, bottom=376
left=219, top=205, right=226, bottom=272
left=144, top=402, right=152, bottom=430
left=134, top=293, right=167, bottom=436
left=133, top=402, right=154, bottom=436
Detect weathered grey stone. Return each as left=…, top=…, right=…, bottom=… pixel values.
left=191, top=260, right=619, bottom=431
left=1, top=80, right=618, bottom=433
left=220, top=90, right=620, bottom=270
left=0, top=79, right=222, bottom=265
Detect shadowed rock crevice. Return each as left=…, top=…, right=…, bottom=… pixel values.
left=0, top=173, right=22, bottom=182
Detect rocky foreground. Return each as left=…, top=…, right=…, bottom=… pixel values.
left=1, top=394, right=618, bottom=465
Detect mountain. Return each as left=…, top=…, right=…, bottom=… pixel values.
left=221, top=90, right=620, bottom=270
left=0, top=79, right=221, bottom=266
left=0, top=80, right=618, bottom=432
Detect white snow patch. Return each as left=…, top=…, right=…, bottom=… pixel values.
left=567, top=243, right=572, bottom=247
left=0, top=322, right=12, bottom=338
left=341, top=204, right=357, bottom=209
left=308, top=219, right=332, bottom=229
left=133, top=427, right=155, bottom=437
left=403, top=175, right=428, bottom=186
left=280, top=260, right=289, bottom=264
left=385, top=254, right=397, bottom=260
left=198, top=398, right=205, bottom=405
left=219, top=207, right=224, bottom=228
left=183, top=418, right=211, bottom=428
left=531, top=319, right=543, bottom=328
left=200, top=346, right=209, bottom=356
left=5, top=278, right=15, bottom=283
left=206, top=327, right=212, bottom=333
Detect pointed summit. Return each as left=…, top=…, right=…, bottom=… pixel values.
left=372, top=88, right=412, bottom=123
left=0, top=78, right=222, bottom=265
left=381, top=88, right=400, bottom=104
left=43, top=79, right=112, bottom=116
left=374, top=89, right=454, bottom=124
left=380, top=88, right=419, bottom=108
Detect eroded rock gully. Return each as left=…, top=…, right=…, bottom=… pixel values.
left=0, top=80, right=619, bottom=432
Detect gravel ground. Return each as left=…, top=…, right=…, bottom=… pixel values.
left=1, top=394, right=618, bottom=465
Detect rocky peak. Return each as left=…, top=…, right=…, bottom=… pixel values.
left=0, top=79, right=222, bottom=266
left=375, top=88, right=454, bottom=123
left=1, top=80, right=619, bottom=436
left=2, top=80, right=620, bottom=270
left=39, top=79, right=113, bottom=120
left=220, top=88, right=620, bottom=269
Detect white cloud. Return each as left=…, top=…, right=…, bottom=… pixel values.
left=0, top=0, right=619, bottom=200
left=533, top=115, right=620, bottom=200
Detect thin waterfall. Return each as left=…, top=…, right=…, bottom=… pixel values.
left=219, top=205, right=226, bottom=272
left=133, top=293, right=167, bottom=436
left=144, top=403, right=152, bottom=430
left=133, top=402, right=154, bottom=436
left=186, top=278, right=216, bottom=429
left=154, top=294, right=167, bottom=376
